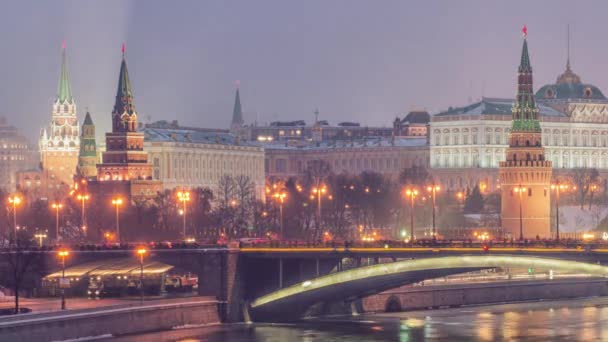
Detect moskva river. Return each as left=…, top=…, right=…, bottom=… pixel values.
left=112, top=297, right=608, bottom=341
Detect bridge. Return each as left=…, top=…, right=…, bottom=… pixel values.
left=5, top=244, right=608, bottom=322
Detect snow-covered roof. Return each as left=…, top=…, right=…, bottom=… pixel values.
left=435, top=97, right=567, bottom=118
left=144, top=128, right=257, bottom=147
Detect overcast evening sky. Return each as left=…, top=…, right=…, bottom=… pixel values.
left=1, top=0, right=607, bottom=141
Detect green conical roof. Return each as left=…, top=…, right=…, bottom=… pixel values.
left=518, top=38, right=532, bottom=73
left=83, top=111, right=93, bottom=125
left=57, top=46, right=73, bottom=104
left=512, top=36, right=540, bottom=132
left=113, top=55, right=135, bottom=115
left=231, top=87, right=243, bottom=126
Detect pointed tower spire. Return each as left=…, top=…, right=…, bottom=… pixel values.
left=57, top=40, right=73, bottom=104
left=230, top=81, right=244, bottom=134
left=512, top=25, right=540, bottom=132
left=566, top=24, right=571, bottom=71
left=113, top=44, right=136, bottom=114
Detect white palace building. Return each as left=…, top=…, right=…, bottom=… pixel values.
left=430, top=60, right=608, bottom=192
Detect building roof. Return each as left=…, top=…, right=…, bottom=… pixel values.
left=114, top=52, right=136, bottom=115
left=144, top=127, right=259, bottom=147
left=44, top=258, right=174, bottom=279
left=83, top=112, right=94, bottom=125
left=263, top=136, right=427, bottom=151
left=434, top=97, right=566, bottom=118
left=402, top=111, right=430, bottom=124
left=536, top=82, right=606, bottom=101
left=57, top=44, right=73, bottom=104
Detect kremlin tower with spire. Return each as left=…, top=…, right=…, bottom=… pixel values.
left=499, top=27, right=552, bottom=239
left=91, top=45, right=161, bottom=200
left=39, top=42, right=80, bottom=186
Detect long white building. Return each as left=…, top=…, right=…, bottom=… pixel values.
left=430, top=61, right=608, bottom=191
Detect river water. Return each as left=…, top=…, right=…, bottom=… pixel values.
left=112, top=297, right=608, bottom=341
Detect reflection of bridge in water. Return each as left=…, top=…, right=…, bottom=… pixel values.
left=15, top=246, right=608, bottom=322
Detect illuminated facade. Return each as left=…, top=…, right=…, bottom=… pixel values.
left=0, top=118, right=36, bottom=191
left=76, top=112, right=98, bottom=179
left=39, top=44, right=80, bottom=186
left=499, top=29, right=552, bottom=239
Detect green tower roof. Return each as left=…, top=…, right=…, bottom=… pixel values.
left=518, top=38, right=532, bottom=73
left=232, top=86, right=244, bottom=126
left=113, top=51, right=135, bottom=115
left=57, top=44, right=73, bottom=104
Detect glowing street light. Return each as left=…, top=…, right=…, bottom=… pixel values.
left=550, top=181, right=570, bottom=242
left=34, top=232, right=47, bottom=247
left=513, top=185, right=526, bottom=241
left=311, top=185, right=328, bottom=233
left=112, top=197, right=124, bottom=242
left=272, top=191, right=287, bottom=239
left=8, top=195, right=22, bottom=239
left=57, top=249, right=70, bottom=310
left=405, top=188, right=419, bottom=245
left=77, top=194, right=90, bottom=237
left=136, top=248, right=147, bottom=304
left=51, top=202, right=63, bottom=241
left=177, top=190, right=191, bottom=239
left=426, top=184, right=440, bottom=240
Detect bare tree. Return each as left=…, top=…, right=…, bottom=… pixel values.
left=217, top=175, right=237, bottom=208
left=1, top=231, right=43, bottom=314
left=570, top=168, right=599, bottom=209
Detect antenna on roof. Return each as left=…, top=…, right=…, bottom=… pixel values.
left=566, top=24, right=571, bottom=70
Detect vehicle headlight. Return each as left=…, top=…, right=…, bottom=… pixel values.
left=95, top=290, right=100, bottom=295
left=87, top=290, right=91, bottom=295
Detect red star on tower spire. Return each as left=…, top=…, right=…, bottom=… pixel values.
left=522, top=25, right=528, bottom=38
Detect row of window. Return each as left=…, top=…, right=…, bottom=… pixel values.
left=432, top=151, right=608, bottom=169
left=433, top=129, right=608, bottom=147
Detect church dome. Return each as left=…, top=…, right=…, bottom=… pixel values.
left=536, top=62, right=606, bottom=100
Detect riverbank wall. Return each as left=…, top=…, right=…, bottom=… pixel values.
left=0, top=298, right=220, bottom=342
left=361, top=278, right=608, bottom=313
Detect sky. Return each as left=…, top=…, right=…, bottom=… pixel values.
left=1, top=0, right=608, bottom=142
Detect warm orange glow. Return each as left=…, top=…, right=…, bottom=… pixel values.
left=405, top=189, right=419, bottom=197
left=8, top=195, right=21, bottom=206
left=112, top=198, right=124, bottom=206
left=177, top=190, right=191, bottom=202
left=57, top=250, right=69, bottom=258
left=136, top=248, right=147, bottom=256
left=77, top=194, right=90, bottom=201
left=51, top=202, right=63, bottom=210
left=427, top=185, right=440, bottom=192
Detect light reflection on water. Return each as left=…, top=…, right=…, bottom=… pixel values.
left=112, top=298, right=608, bottom=342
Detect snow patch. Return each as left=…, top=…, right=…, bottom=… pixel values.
left=51, top=334, right=112, bottom=342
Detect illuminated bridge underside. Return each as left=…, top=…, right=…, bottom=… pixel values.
left=249, top=255, right=608, bottom=321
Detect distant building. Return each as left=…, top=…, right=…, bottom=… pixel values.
left=144, top=121, right=265, bottom=199
left=0, top=118, right=37, bottom=191
left=264, top=137, right=429, bottom=179
left=90, top=48, right=161, bottom=201
left=39, top=44, right=80, bottom=186
left=244, top=111, right=429, bottom=144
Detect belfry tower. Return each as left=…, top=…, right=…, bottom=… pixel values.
left=76, top=112, right=97, bottom=179
left=39, top=42, right=80, bottom=185
left=499, top=26, right=552, bottom=239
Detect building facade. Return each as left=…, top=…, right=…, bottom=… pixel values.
left=0, top=118, right=36, bottom=191
left=264, top=137, right=429, bottom=179
left=145, top=124, right=265, bottom=198
left=39, top=44, right=80, bottom=186
left=499, top=31, right=551, bottom=239
left=430, top=48, right=608, bottom=192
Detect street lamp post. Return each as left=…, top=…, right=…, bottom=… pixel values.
left=57, top=250, right=69, bottom=310
left=137, top=248, right=147, bottom=305
left=513, top=185, right=525, bottom=241
left=550, top=181, right=569, bottom=242
left=51, top=203, right=63, bottom=241
left=426, top=184, right=440, bottom=240
left=312, top=185, right=327, bottom=235
left=405, top=188, right=419, bottom=245
left=272, top=192, right=287, bottom=239
left=8, top=195, right=21, bottom=240
left=111, top=198, right=123, bottom=242
left=77, top=194, right=89, bottom=237
left=177, top=191, right=191, bottom=239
